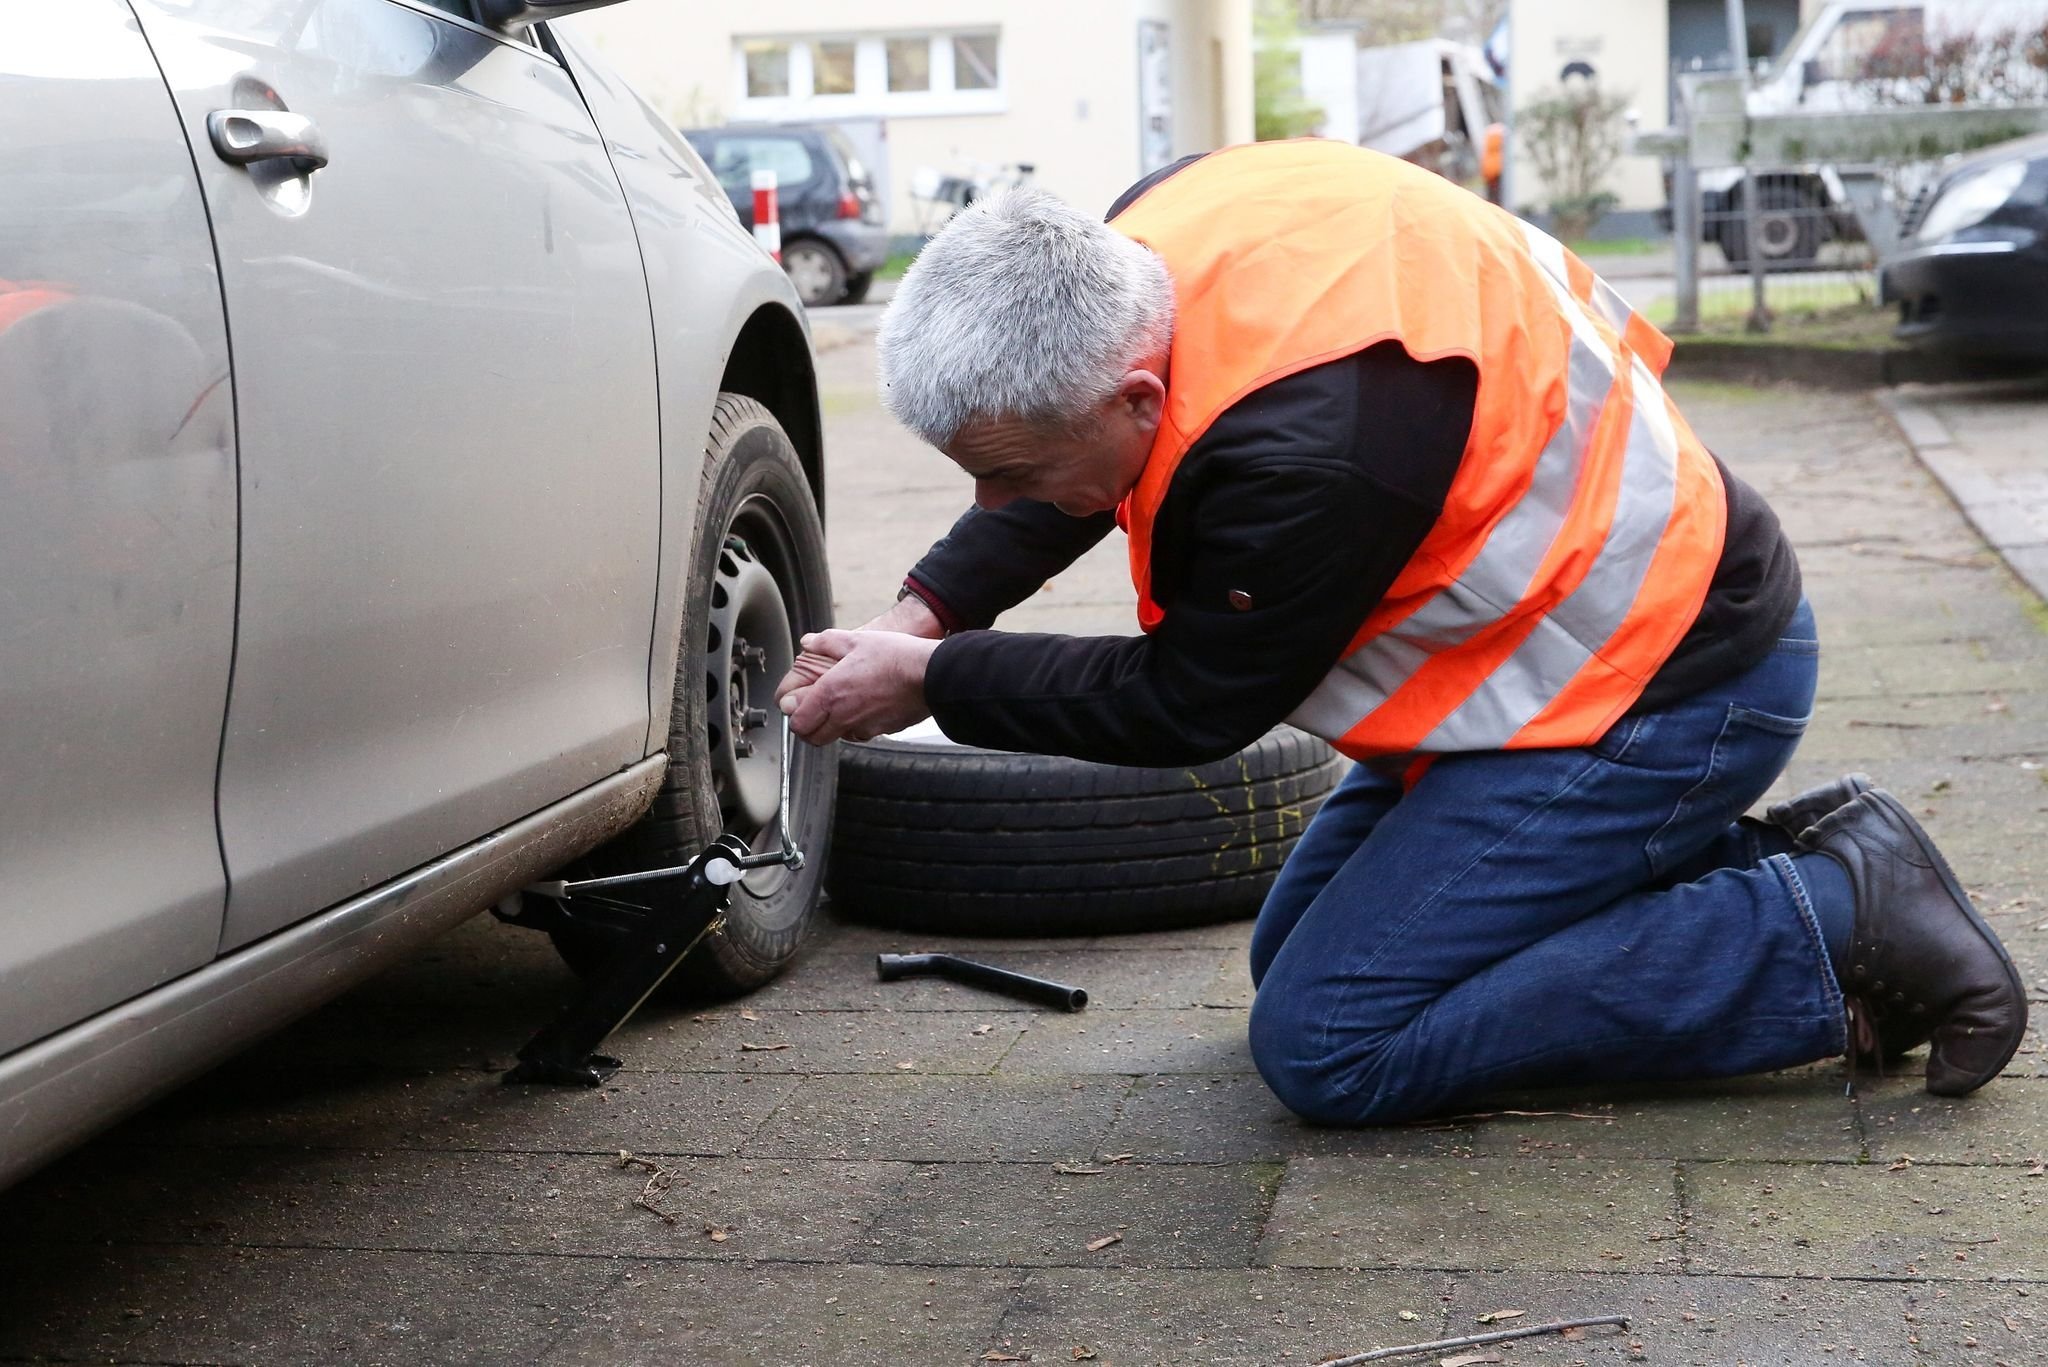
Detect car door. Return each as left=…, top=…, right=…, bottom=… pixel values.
left=0, top=1, right=237, bottom=1054
left=128, top=0, right=662, bottom=948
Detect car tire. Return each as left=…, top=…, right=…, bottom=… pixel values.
left=546, top=395, right=835, bottom=999
left=783, top=238, right=848, bottom=308
left=828, top=724, right=1345, bottom=936
left=841, top=270, right=874, bottom=305
left=1718, top=180, right=1823, bottom=271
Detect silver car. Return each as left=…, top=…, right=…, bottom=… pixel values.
left=0, top=0, right=834, bottom=1187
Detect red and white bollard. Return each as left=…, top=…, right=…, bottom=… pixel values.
left=750, top=169, right=781, bottom=263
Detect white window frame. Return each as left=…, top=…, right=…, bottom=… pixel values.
left=731, top=31, right=1005, bottom=119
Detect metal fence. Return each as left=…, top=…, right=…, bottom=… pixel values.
left=1650, top=64, right=2048, bottom=336
left=1688, top=168, right=1884, bottom=329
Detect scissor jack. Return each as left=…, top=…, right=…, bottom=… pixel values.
left=495, top=716, right=806, bottom=1087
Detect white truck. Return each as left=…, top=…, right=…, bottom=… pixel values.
left=1297, top=33, right=1504, bottom=190
left=1695, top=0, right=2048, bottom=267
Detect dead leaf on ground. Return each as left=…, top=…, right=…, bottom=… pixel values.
left=1103, top=1153, right=1135, bottom=1164
left=980, top=1352, right=1025, bottom=1362
left=1398, top=1310, right=1422, bottom=1322
left=739, top=1009, right=759, bottom=1021
left=972, top=1023, right=995, bottom=1036
left=1054, top=1163, right=1107, bottom=1176
left=1475, top=1309, right=1525, bottom=1325
left=738, top=1041, right=791, bottom=1052
left=1561, top=1326, right=1586, bottom=1341
left=1086, top=1232, right=1123, bottom=1252
left=1072, top=1348, right=1098, bottom=1361
left=895, top=1060, right=918, bottom=1070
left=706, top=1225, right=733, bottom=1243
left=1441, top=1354, right=1504, bottom=1367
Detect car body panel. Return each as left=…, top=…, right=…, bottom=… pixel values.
left=0, top=1, right=238, bottom=1055
left=128, top=0, right=664, bottom=947
left=0, top=755, right=664, bottom=1192
left=553, top=25, right=822, bottom=748
left=1881, top=141, right=2048, bottom=356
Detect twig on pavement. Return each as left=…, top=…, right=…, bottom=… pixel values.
left=1315, top=1314, right=1631, bottom=1366
left=616, top=1150, right=683, bottom=1224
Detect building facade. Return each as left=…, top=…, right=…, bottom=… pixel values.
left=563, top=2, right=1254, bottom=237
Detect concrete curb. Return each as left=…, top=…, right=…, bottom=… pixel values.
left=1876, top=389, right=2048, bottom=603
left=1666, top=339, right=1990, bottom=391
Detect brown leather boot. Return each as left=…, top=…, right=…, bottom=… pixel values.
left=1765, top=772, right=1873, bottom=843
left=1806, top=790, right=2027, bottom=1096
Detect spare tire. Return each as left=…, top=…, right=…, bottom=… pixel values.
left=829, top=724, right=1346, bottom=936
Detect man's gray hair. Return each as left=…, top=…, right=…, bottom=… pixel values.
left=877, top=186, right=1175, bottom=447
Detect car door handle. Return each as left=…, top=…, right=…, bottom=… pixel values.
left=207, top=109, right=329, bottom=173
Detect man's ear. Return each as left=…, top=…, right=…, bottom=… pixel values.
left=1116, top=367, right=1168, bottom=428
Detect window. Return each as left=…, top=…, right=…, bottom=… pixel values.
left=706, top=136, right=818, bottom=192
left=810, top=39, right=856, bottom=95
left=886, top=36, right=930, bottom=92
left=733, top=31, right=1003, bottom=115
left=952, top=33, right=999, bottom=91
left=1814, top=8, right=1924, bottom=82
left=743, top=40, right=790, bottom=98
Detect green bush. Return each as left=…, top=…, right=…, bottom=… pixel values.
left=1517, top=83, right=1630, bottom=239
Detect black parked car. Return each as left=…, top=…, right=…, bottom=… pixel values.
left=684, top=123, right=888, bottom=308
left=1882, top=132, right=2048, bottom=360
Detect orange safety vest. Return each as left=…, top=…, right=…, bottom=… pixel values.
left=1110, top=140, right=1725, bottom=761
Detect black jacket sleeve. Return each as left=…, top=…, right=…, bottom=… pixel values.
left=905, top=501, right=1115, bottom=631
left=923, top=345, right=1477, bottom=765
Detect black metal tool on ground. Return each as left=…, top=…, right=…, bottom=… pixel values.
left=500, top=718, right=806, bottom=1086
left=875, top=952, right=1088, bottom=1011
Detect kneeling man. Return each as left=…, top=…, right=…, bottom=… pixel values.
left=776, top=141, right=2027, bottom=1124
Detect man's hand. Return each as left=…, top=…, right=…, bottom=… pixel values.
left=775, top=629, right=941, bottom=745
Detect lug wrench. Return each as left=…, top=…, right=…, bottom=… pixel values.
left=876, top=953, right=1088, bottom=1011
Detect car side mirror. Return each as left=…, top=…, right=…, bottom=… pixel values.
left=476, top=0, right=628, bottom=30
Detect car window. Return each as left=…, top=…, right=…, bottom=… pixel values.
left=706, top=136, right=817, bottom=192
left=1814, top=8, right=1924, bottom=82
left=823, top=127, right=870, bottom=187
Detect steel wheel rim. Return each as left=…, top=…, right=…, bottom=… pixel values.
left=706, top=499, right=799, bottom=899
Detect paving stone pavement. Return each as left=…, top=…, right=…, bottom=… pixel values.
left=2, top=350, right=2044, bottom=1366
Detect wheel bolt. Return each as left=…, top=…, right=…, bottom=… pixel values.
left=742, top=707, right=769, bottom=731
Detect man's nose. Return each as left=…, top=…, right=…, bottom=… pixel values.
left=973, top=480, right=1017, bottom=511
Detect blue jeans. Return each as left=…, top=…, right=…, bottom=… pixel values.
left=1248, top=599, right=1851, bottom=1125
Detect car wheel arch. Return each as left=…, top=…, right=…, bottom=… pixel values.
left=720, top=302, right=825, bottom=516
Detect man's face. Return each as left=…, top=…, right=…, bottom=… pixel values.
left=943, top=366, right=1167, bottom=517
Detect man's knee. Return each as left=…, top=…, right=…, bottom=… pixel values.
left=1248, top=991, right=1406, bottom=1126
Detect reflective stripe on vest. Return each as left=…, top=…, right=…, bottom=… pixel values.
left=1111, top=141, right=1726, bottom=761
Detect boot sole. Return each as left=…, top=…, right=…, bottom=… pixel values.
left=1869, top=789, right=2029, bottom=1094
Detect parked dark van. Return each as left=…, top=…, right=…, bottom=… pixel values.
left=684, top=123, right=889, bottom=307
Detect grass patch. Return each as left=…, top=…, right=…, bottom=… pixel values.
left=1643, top=279, right=1898, bottom=350
left=1566, top=236, right=1660, bottom=257
left=875, top=251, right=916, bottom=282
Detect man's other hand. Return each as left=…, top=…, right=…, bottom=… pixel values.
left=775, top=629, right=941, bottom=745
